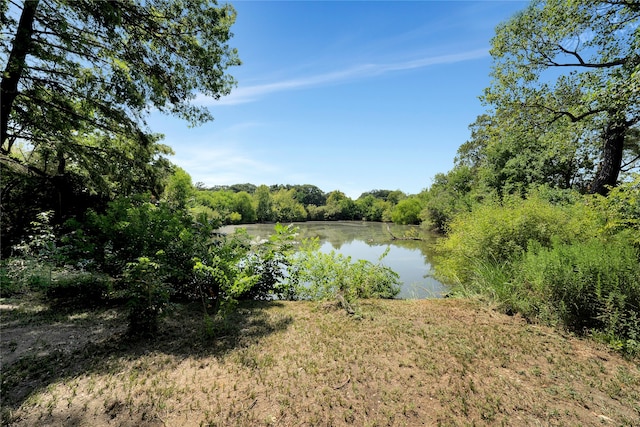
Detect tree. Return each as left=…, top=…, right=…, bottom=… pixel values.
left=355, top=195, right=390, bottom=222
left=164, top=166, right=194, bottom=209
left=254, top=185, right=273, bottom=222
left=324, top=190, right=357, bottom=220
left=233, top=191, right=257, bottom=223
left=391, top=197, right=423, bottom=225
left=460, top=112, right=596, bottom=196
left=486, top=0, right=640, bottom=195
left=1, top=0, right=240, bottom=215
left=292, top=184, right=326, bottom=206
left=272, top=189, right=307, bottom=222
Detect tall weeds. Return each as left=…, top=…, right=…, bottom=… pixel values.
left=435, top=184, right=640, bottom=356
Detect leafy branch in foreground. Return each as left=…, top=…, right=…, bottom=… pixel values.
left=287, top=239, right=401, bottom=314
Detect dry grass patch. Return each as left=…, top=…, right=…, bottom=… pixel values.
left=2, top=297, right=639, bottom=426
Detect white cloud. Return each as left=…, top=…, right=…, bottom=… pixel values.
left=198, top=48, right=488, bottom=106
left=171, top=146, right=279, bottom=186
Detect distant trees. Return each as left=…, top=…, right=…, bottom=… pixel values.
left=391, top=197, right=423, bottom=225
left=179, top=180, right=418, bottom=225
left=254, top=185, right=273, bottom=222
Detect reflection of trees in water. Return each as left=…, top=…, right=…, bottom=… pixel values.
left=236, top=221, right=441, bottom=262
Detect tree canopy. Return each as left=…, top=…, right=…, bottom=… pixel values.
left=1, top=0, right=240, bottom=246
left=1, top=0, right=239, bottom=190
left=484, top=0, right=639, bottom=195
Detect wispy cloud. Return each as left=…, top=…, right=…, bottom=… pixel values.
left=198, top=48, right=488, bottom=106
left=172, top=145, right=279, bottom=185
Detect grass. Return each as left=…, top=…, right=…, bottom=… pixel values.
left=1, top=294, right=639, bottom=426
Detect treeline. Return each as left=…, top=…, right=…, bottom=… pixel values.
left=172, top=173, right=424, bottom=225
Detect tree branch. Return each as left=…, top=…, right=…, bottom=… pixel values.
left=550, top=43, right=627, bottom=68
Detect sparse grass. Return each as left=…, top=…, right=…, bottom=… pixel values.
left=1, top=294, right=639, bottom=426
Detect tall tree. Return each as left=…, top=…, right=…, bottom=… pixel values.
left=485, top=0, right=639, bottom=195
left=1, top=0, right=240, bottom=195
left=254, top=185, right=273, bottom=222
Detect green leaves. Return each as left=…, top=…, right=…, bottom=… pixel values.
left=1, top=0, right=240, bottom=221
left=484, top=0, right=640, bottom=195
left=288, top=238, right=401, bottom=311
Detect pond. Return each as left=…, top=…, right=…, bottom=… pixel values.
left=221, top=221, right=448, bottom=299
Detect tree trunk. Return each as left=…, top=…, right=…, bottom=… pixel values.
left=590, top=119, right=627, bottom=196
left=1, top=0, right=40, bottom=152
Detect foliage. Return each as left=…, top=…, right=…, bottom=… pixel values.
left=391, top=196, right=424, bottom=225
left=292, top=184, right=327, bottom=206
left=11, top=211, right=58, bottom=262
left=355, top=195, right=392, bottom=222
left=519, top=238, right=639, bottom=349
left=164, top=166, right=194, bottom=209
left=1, top=0, right=240, bottom=177
left=254, top=184, right=273, bottom=222
left=241, top=223, right=299, bottom=300
left=191, top=237, right=257, bottom=320
left=288, top=239, right=400, bottom=313
left=0, top=258, right=52, bottom=296
left=324, top=190, right=359, bottom=221
left=484, top=0, right=640, bottom=195
left=271, top=189, right=307, bottom=222
left=123, top=257, right=170, bottom=336
left=437, top=185, right=640, bottom=355
left=435, top=190, right=600, bottom=284
left=594, top=173, right=640, bottom=243
left=233, top=191, right=257, bottom=223
left=70, top=197, right=195, bottom=280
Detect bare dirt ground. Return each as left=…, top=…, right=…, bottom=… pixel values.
left=1, top=295, right=639, bottom=426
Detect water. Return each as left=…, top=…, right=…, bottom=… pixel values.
left=221, top=221, right=448, bottom=299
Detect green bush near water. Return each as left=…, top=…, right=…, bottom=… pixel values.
left=518, top=238, right=639, bottom=341
left=435, top=184, right=640, bottom=356
left=287, top=239, right=401, bottom=314
left=435, top=190, right=601, bottom=284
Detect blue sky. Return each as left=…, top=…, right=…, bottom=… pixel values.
left=148, top=1, right=527, bottom=199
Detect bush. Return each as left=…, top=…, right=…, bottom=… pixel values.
left=241, top=223, right=298, bottom=300
left=517, top=238, right=640, bottom=342
left=435, top=192, right=601, bottom=284
left=437, top=187, right=640, bottom=355
left=288, top=240, right=400, bottom=313
left=191, top=230, right=258, bottom=319
left=46, top=270, right=112, bottom=304
left=123, top=257, right=170, bottom=336
left=0, top=259, right=52, bottom=296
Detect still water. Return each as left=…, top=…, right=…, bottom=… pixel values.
left=221, top=221, right=448, bottom=299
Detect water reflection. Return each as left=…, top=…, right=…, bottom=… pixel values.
left=221, top=221, right=448, bottom=299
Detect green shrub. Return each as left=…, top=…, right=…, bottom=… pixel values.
left=241, top=223, right=298, bottom=301
left=517, top=238, right=640, bottom=342
left=436, top=188, right=640, bottom=355
left=191, top=231, right=258, bottom=319
left=288, top=240, right=400, bottom=313
left=46, top=271, right=112, bottom=305
left=123, top=257, right=170, bottom=336
left=435, top=192, right=601, bottom=284
left=0, top=259, right=52, bottom=296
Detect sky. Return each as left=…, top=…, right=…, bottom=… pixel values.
left=147, top=0, right=527, bottom=199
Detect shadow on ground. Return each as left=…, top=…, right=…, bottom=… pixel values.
left=0, top=297, right=292, bottom=414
